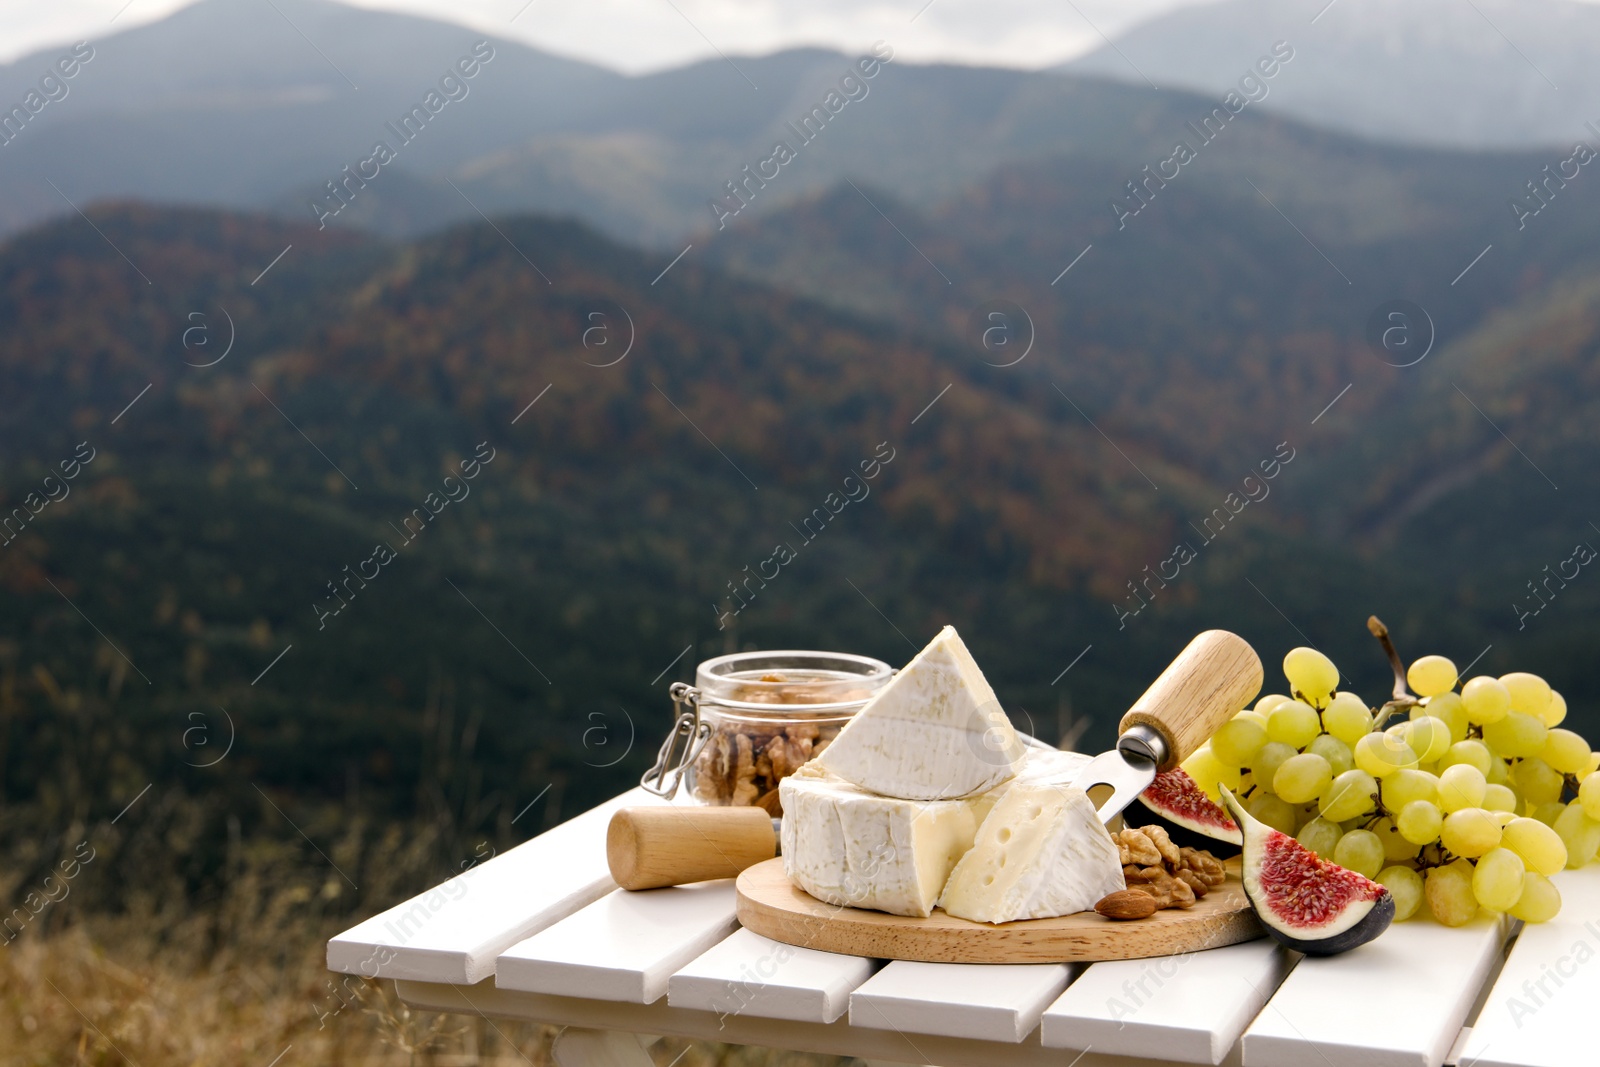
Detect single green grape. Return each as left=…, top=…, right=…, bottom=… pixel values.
left=1482, top=712, right=1549, bottom=759
left=1274, top=753, right=1333, bottom=805
left=1247, top=791, right=1298, bottom=835
left=1511, top=757, right=1564, bottom=805
left=1437, top=764, right=1488, bottom=814
left=1530, top=801, right=1566, bottom=826
left=1500, top=673, right=1552, bottom=719
left=1553, top=802, right=1600, bottom=869
left=1472, top=847, right=1526, bottom=911
left=1184, top=744, right=1241, bottom=790
left=1462, top=676, right=1512, bottom=725
left=1234, top=709, right=1269, bottom=729
left=1486, top=756, right=1512, bottom=785
left=1251, top=741, right=1298, bottom=787
left=1322, top=692, right=1372, bottom=744
left=1404, top=716, right=1452, bottom=764
left=1211, top=717, right=1268, bottom=768
left=1296, top=816, right=1343, bottom=859
left=1372, top=815, right=1420, bottom=862
left=1267, top=700, right=1322, bottom=749
left=1441, top=808, right=1503, bottom=857
left=1333, top=828, right=1384, bottom=879
left=1321, top=768, right=1378, bottom=821
left=1501, top=817, right=1568, bottom=876
left=1354, top=732, right=1419, bottom=777
left=1381, top=768, right=1439, bottom=810
left=1508, top=871, right=1562, bottom=923
left=1283, top=647, right=1339, bottom=706
left=1483, top=783, right=1519, bottom=813
left=1426, top=860, right=1479, bottom=926
left=1408, top=655, right=1458, bottom=698
left=1254, top=694, right=1290, bottom=716
left=1420, top=692, right=1469, bottom=743
left=1396, top=799, right=1443, bottom=845
left=1378, top=865, right=1424, bottom=921
left=1581, top=772, right=1600, bottom=821
left=1438, top=740, right=1493, bottom=776
left=1540, top=728, right=1590, bottom=775
left=1543, top=691, right=1567, bottom=728
left=1306, top=734, right=1354, bottom=776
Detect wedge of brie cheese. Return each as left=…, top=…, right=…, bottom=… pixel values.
left=939, top=781, right=1125, bottom=924
left=813, top=625, right=1027, bottom=801
left=972, top=746, right=1093, bottom=825
left=779, top=767, right=981, bottom=917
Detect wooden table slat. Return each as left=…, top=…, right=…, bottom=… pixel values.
left=1041, top=939, right=1294, bottom=1064
left=1458, top=866, right=1600, bottom=1067
left=327, top=788, right=660, bottom=984
left=667, top=927, right=877, bottom=1024
left=1242, top=913, right=1510, bottom=1067
left=496, top=882, right=739, bottom=1004
left=849, top=960, right=1077, bottom=1044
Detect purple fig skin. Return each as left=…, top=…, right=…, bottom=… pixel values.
left=1219, top=785, right=1396, bottom=957
left=1266, top=891, right=1395, bottom=956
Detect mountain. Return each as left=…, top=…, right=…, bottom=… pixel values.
left=702, top=104, right=1600, bottom=494
left=0, top=0, right=1246, bottom=246
left=8, top=0, right=1594, bottom=253
left=0, top=202, right=1483, bottom=841
left=1063, top=0, right=1600, bottom=149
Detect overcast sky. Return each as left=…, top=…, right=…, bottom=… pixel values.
left=1, top=0, right=1230, bottom=72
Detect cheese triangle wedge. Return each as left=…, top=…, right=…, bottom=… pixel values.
left=940, top=781, right=1126, bottom=924
left=813, top=625, right=1027, bottom=800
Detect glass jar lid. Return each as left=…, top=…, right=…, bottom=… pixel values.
left=694, top=650, right=894, bottom=717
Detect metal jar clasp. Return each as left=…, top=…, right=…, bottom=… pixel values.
left=640, top=682, right=713, bottom=799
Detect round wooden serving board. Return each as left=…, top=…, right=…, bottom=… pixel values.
left=735, top=856, right=1262, bottom=964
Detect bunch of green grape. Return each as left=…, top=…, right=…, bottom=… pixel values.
left=1182, top=647, right=1600, bottom=927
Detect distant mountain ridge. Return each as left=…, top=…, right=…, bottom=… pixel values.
left=1064, top=0, right=1600, bottom=149
left=3, top=0, right=1598, bottom=251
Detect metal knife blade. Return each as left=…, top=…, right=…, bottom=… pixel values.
left=1077, top=724, right=1167, bottom=825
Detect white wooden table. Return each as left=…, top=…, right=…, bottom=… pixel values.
left=328, top=788, right=1600, bottom=1067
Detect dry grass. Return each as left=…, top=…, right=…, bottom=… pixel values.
left=0, top=916, right=862, bottom=1067
left=0, top=814, right=858, bottom=1067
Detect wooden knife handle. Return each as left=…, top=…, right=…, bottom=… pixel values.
left=607, top=806, right=777, bottom=891
left=1119, top=630, right=1263, bottom=771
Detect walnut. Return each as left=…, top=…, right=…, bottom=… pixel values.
left=1178, top=847, right=1227, bottom=887
left=1169, top=876, right=1196, bottom=908
left=1128, top=869, right=1177, bottom=907
left=1142, top=824, right=1181, bottom=867
left=730, top=733, right=759, bottom=805
left=1123, top=864, right=1166, bottom=884
left=1117, top=828, right=1163, bottom=868
left=1175, top=869, right=1209, bottom=898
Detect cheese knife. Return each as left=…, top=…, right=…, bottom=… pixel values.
left=1076, top=628, right=1261, bottom=823
left=607, top=629, right=1261, bottom=889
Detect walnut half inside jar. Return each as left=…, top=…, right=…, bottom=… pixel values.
left=677, top=653, right=892, bottom=815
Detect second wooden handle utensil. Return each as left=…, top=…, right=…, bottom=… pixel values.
left=607, top=805, right=777, bottom=890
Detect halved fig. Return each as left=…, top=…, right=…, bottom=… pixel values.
left=1135, top=768, right=1242, bottom=848
left=1219, top=785, right=1394, bottom=956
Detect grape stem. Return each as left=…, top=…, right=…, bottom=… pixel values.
left=1367, top=615, right=1420, bottom=728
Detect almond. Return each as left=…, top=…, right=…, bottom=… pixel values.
left=1095, top=889, right=1160, bottom=920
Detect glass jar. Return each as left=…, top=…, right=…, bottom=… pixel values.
left=641, top=650, right=893, bottom=814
